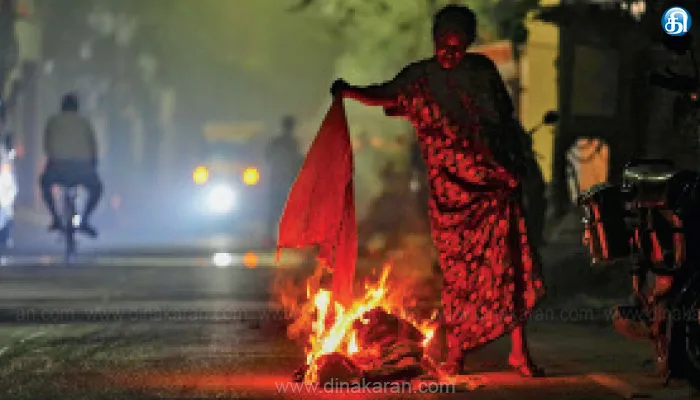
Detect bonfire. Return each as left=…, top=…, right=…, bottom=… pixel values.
left=274, top=97, right=485, bottom=390
left=286, top=263, right=442, bottom=385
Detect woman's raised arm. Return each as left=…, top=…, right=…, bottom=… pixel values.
left=342, top=84, right=400, bottom=107
left=333, top=62, right=421, bottom=108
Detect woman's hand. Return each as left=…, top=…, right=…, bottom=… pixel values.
left=330, top=78, right=349, bottom=97
left=332, top=78, right=397, bottom=107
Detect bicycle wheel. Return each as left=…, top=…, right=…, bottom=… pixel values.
left=64, top=193, right=77, bottom=263
left=65, top=225, right=76, bottom=262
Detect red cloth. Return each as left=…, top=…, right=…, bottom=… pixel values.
left=277, top=97, right=356, bottom=306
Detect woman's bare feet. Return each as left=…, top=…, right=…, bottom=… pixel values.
left=507, top=353, right=545, bottom=377
left=509, top=324, right=544, bottom=377
left=437, top=347, right=465, bottom=380
left=434, top=361, right=466, bottom=385
left=438, top=361, right=462, bottom=376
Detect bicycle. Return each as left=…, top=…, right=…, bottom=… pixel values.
left=59, top=184, right=80, bottom=263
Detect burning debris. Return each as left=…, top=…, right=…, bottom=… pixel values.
left=351, top=308, right=429, bottom=382
left=284, top=264, right=441, bottom=385
left=293, top=307, right=432, bottom=384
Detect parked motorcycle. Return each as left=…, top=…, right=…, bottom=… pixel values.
left=578, top=159, right=700, bottom=388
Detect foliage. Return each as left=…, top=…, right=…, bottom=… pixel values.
left=290, top=0, right=503, bottom=84
left=116, top=0, right=340, bottom=123
left=0, top=0, right=19, bottom=105
left=287, top=0, right=541, bottom=208
left=288, top=0, right=542, bottom=128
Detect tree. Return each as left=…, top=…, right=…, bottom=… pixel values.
left=289, top=0, right=505, bottom=88
left=0, top=0, right=19, bottom=106
left=286, top=0, right=539, bottom=211
left=287, top=0, right=540, bottom=86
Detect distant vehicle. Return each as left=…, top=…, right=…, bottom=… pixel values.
left=0, top=134, right=17, bottom=251
left=176, top=122, right=270, bottom=241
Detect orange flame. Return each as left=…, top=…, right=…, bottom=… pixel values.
left=347, top=331, right=358, bottom=355
left=302, top=264, right=437, bottom=383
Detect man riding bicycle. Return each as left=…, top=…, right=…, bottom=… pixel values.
left=40, top=93, right=103, bottom=237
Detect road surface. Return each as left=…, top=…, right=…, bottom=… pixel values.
left=0, top=217, right=696, bottom=398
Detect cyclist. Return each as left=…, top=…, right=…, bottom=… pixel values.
left=40, top=92, right=102, bottom=237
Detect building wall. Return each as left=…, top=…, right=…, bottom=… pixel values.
left=521, top=0, right=560, bottom=183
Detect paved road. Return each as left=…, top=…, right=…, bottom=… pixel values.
left=0, top=214, right=696, bottom=398
left=0, top=255, right=696, bottom=399
left=0, top=315, right=694, bottom=399
left=8, top=214, right=271, bottom=257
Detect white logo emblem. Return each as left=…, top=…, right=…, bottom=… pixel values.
left=663, top=7, right=692, bottom=36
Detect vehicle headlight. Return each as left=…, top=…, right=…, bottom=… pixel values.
left=206, top=184, right=236, bottom=213
left=193, top=166, right=209, bottom=185
left=242, top=167, right=260, bottom=186
left=0, top=164, right=16, bottom=208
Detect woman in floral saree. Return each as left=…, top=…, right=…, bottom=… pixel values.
left=331, top=5, right=545, bottom=377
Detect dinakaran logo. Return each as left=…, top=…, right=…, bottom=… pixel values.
left=663, top=7, right=692, bottom=37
